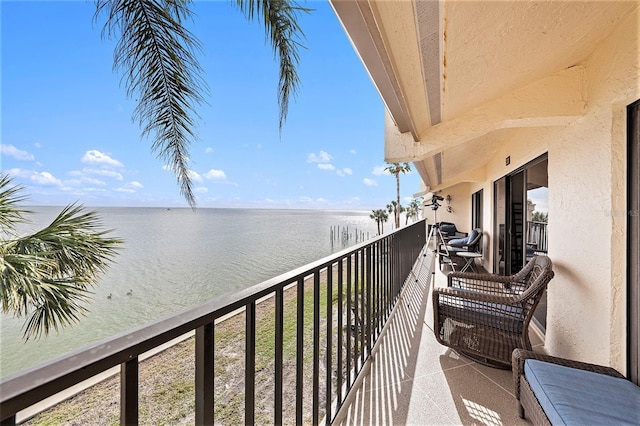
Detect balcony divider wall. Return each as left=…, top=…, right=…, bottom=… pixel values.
left=0, top=220, right=426, bottom=425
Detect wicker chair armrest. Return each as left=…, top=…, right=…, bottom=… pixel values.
left=434, top=286, right=519, bottom=305
left=512, top=349, right=625, bottom=401
left=447, top=273, right=525, bottom=294
left=448, top=271, right=522, bottom=284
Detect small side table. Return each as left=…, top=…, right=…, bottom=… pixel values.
left=457, top=252, right=483, bottom=273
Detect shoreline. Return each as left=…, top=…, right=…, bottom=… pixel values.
left=18, top=268, right=334, bottom=424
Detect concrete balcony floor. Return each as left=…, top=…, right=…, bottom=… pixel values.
left=333, top=248, right=541, bottom=425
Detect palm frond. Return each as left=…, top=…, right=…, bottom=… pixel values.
left=1, top=195, right=122, bottom=339
left=235, top=0, right=310, bottom=131
left=95, top=0, right=207, bottom=207
left=0, top=174, right=31, bottom=236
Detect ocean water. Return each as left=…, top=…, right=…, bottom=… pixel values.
left=0, top=207, right=378, bottom=377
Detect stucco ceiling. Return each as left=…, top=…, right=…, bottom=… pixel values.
left=330, top=0, right=637, bottom=190
left=442, top=1, right=636, bottom=121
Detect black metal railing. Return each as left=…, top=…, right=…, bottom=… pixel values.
left=0, top=220, right=426, bottom=425
left=526, top=221, right=548, bottom=254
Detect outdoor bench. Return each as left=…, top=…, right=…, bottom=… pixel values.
left=513, top=349, right=640, bottom=425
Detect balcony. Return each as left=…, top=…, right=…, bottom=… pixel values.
left=0, top=220, right=541, bottom=425
left=333, top=250, right=543, bottom=425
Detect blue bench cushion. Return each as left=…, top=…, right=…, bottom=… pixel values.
left=525, top=359, right=640, bottom=425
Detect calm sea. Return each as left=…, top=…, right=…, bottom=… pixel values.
left=0, top=207, right=378, bottom=377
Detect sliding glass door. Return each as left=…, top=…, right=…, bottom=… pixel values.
left=493, top=169, right=526, bottom=276
left=494, top=154, right=549, bottom=329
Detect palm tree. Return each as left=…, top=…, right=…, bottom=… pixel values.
left=405, top=197, right=422, bottom=224
left=0, top=175, right=122, bottom=340
left=384, top=162, right=411, bottom=228
left=386, top=200, right=405, bottom=229
left=94, top=0, right=309, bottom=207
left=369, top=209, right=388, bottom=235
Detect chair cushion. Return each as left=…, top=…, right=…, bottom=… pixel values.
left=448, top=237, right=468, bottom=245
left=525, top=359, right=640, bottom=426
left=440, top=224, right=457, bottom=234
left=467, top=229, right=479, bottom=242
left=439, top=298, right=524, bottom=333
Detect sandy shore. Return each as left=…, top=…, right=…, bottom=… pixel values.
left=22, top=266, right=344, bottom=425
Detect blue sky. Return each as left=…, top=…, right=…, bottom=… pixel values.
left=1, top=1, right=422, bottom=210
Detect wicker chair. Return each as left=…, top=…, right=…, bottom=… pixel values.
left=433, top=255, right=554, bottom=368
left=438, top=228, right=482, bottom=270
left=512, top=349, right=632, bottom=425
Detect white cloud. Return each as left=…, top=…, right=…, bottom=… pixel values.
left=350, top=149, right=357, bottom=155
left=188, top=170, right=204, bottom=183
left=115, top=187, right=136, bottom=193
left=81, top=187, right=107, bottom=193
left=205, top=147, right=214, bottom=154
left=66, top=177, right=107, bottom=187
left=307, top=150, right=332, bottom=163
left=114, top=181, right=144, bottom=193
left=6, top=168, right=31, bottom=178
left=79, top=168, right=124, bottom=181
left=205, top=169, right=227, bottom=180
left=336, top=168, right=353, bottom=177
left=195, top=186, right=208, bottom=193
left=31, top=172, right=62, bottom=186
left=317, top=163, right=335, bottom=171
left=12, top=169, right=64, bottom=187
left=81, top=150, right=123, bottom=168
left=372, top=165, right=387, bottom=176
left=1, top=144, right=35, bottom=161
left=363, top=178, right=378, bottom=187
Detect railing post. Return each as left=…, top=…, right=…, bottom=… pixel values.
left=195, top=322, right=215, bottom=425
left=121, top=357, right=138, bottom=425
left=313, top=271, right=320, bottom=425
left=245, top=302, right=256, bottom=425
left=274, top=287, right=284, bottom=426
left=365, top=245, right=372, bottom=354
left=296, top=277, right=304, bottom=426
left=359, top=249, right=365, bottom=364
left=346, top=255, right=352, bottom=387
left=337, top=259, right=343, bottom=404
left=325, top=265, right=333, bottom=424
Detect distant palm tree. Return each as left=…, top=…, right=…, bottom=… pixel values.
left=405, top=198, right=422, bottom=224
left=532, top=211, right=549, bottom=223
left=0, top=175, right=122, bottom=340
left=94, top=0, right=309, bottom=207
left=384, top=162, right=411, bottom=228
left=369, top=209, right=389, bottom=235
left=386, top=200, right=404, bottom=229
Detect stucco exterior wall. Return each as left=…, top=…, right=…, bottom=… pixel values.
left=428, top=183, right=472, bottom=233
left=545, top=8, right=639, bottom=371
left=429, top=8, right=639, bottom=371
